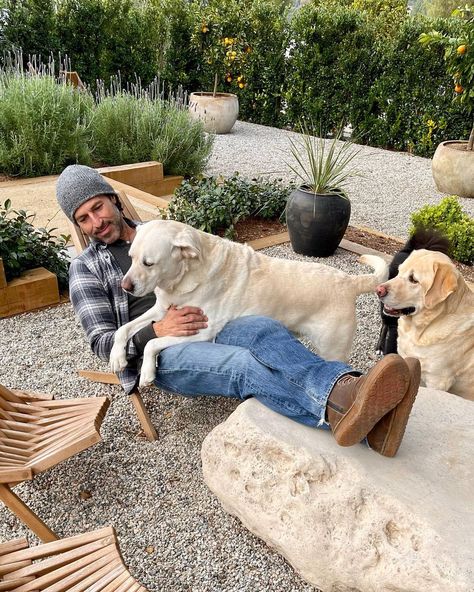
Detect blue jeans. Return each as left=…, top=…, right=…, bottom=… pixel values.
left=154, top=316, right=353, bottom=428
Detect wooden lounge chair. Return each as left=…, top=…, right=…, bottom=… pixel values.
left=0, top=526, right=148, bottom=591
left=68, top=189, right=158, bottom=441
left=0, top=384, right=110, bottom=542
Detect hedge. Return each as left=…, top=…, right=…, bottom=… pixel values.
left=0, top=0, right=472, bottom=157
left=353, top=16, right=471, bottom=156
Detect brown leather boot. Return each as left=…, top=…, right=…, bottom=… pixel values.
left=326, top=354, right=410, bottom=447
left=367, top=357, right=421, bottom=457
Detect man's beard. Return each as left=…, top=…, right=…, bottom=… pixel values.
left=91, top=210, right=124, bottom=243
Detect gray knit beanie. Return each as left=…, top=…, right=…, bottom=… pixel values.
left=56, top=164, right=118, bottom=222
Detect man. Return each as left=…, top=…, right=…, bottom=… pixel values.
left=57, top=164, right=421, bottom=457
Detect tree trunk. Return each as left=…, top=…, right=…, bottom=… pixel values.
left=468, top=120, right=474, bottom=151
left=213, top=72, right=218, bottom=98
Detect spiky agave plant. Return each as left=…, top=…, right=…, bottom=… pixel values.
left=286, top=122, right=362, bottom=199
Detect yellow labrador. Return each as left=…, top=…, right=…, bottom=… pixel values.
left=110, top=220, right=388, bottom=388
left=376, top=249, right=474, bottom=399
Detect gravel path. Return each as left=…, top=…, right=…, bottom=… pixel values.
left=0, top=247, right=382, bottom=592
left=208, top=121, right=474, bottom=240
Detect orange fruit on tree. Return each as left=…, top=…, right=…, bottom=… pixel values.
left=454, top=83, right=464, bottom=93
left=457, top=45, right=467, bottom=55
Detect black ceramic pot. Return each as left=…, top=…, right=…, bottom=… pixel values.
left=286, top=186, right=351, bottom=257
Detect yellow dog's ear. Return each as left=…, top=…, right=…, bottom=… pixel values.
left=172, top=227, right=201, bottom=259
left=424, top=262, right=458, bottom=309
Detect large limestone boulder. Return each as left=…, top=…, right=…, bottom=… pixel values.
left=201, top=387, right=473, bottom=592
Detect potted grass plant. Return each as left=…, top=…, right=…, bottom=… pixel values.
left=285, top=124, right=362, bottom=257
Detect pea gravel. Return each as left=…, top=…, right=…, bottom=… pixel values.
left=0, top=247, right=382, bottom=591
left=208, top=121, right=474, bottom=239
left=1, top=120, right=469, bottom=590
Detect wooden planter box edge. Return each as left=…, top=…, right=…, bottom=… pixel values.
left=0, top=259, right=60, bottom=318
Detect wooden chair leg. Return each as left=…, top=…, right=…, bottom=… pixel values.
left=0, top=484, right=58, bottom=542
left=78, top=369, right=120, bottom=385
left=78, top=369, right=158, bottom=441
left=130, top=390, right=158, bottom=442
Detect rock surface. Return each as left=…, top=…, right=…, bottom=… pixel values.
left=201, top=388, right=474, bottom=592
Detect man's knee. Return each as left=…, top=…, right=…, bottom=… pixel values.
left=222, top=315, right=285, bottom=334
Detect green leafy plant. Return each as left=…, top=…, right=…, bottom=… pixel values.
left=287, top=123, right=362, bottom=197
left=0, top=54, right=213, bottom=178
left=410, top=195, right=474, bottom=264
left=419, top=6, right=474, bottom=150
left=0, top=199, right=70, bottom=288
left=164, top=174, right=292, bottom=238
left=91, top=88, right=214, bottom=176
left=0, top=61, right=93, bottom=177
left=285, top=5, right=380, bottom=136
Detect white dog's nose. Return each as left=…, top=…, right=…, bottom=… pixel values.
left=376, top=284, right=388, bottom=298
left=121, top=276, right=134, bottom=293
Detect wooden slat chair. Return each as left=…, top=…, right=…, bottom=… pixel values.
left=68, top=189, right=158, bottom=441
left=0, top=526, right=148, bottom=591
left=0, top=384, right=110, bottom=542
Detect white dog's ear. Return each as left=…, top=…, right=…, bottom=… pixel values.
left=172, top=227, right=201, bottom=259
left=425, top=262, right=458, bottom=309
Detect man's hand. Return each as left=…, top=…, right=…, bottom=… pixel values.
left=152, top=305, right=208, bottom=337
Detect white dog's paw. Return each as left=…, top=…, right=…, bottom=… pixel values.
left=139, top=362, right=157, bottom=388
left=110, top=345, right=128, bottom=373
left=138, top=356, right=156, bottom=388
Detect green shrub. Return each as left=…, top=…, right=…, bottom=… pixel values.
left=0, top=0, right=58, bottom=57
left=0, top=71, right=93, bottom=176
left=354, top=16, right=471, bottom=156
left=150, top=106, right=215, bottom=177
left=90, top=90, right=213, bottom=177
left=159, top=0, right=202, bottom=91
left=55, top=0, right=168, bottom=88
left=164, top=174, right=292, bottom=238
left=0, top=199, right=70, bottom=288
left=419, top=7, right=474, bottom=150
left=285, top=5, right=380, bottom=135
left=237, top=0, right=291, bottom=126
left=410, top=196, right=474, bottom=264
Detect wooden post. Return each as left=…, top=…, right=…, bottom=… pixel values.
left=130, top=391, right=158, bottom=441
left=0, top=484, right=59, bottom=542
left=0, top=258, right=6, bottom=289
left=62, top=71, right=85, bottom=90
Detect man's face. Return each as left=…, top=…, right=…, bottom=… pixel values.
left=74, top=195, right=123, bottom=244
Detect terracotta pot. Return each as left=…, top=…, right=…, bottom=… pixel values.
left=432, top=140, right=474, bottom=198
left=286, top=186, right=351, bottom=257
left=188, top=92, right=239, bottom=134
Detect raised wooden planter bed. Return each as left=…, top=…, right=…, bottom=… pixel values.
left=98, top=161, right=183, bottom=205
left=0, top=258, right=60, bottom=318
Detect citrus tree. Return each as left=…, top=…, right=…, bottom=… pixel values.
left=419, top=6, right=474, bottom=150
left=190, top=1, right=250, bottom=97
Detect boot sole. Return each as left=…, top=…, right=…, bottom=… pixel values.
left=368, top=358, right=421, bottom=457
left=333, top=355, right=410, bottom=447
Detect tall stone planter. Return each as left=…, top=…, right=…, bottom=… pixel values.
left=286, top=186, right=351, bottom=257
left=188, top=92, right=239, bottom=134
left=432, top=140, right=474, bottom=198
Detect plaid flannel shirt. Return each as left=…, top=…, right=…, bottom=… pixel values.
left=69, top=236, right=139, bottom=394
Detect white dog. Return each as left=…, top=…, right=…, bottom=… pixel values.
left=110, top=220, right=388, bottom=388
left=377, top=249, right=474, bottom=399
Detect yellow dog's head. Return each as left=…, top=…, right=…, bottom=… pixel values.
left=376, top=249, right=459, bottom=317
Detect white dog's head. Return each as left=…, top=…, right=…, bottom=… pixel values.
left=121, top=220, right=202, bottom=296
left=376, top=249, right=459, bottom=317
